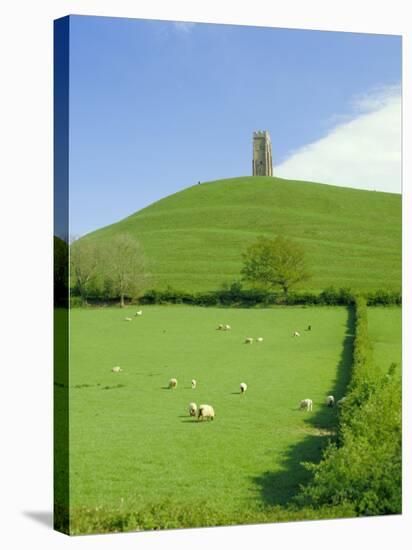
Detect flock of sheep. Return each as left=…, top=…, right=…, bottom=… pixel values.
left=115, top=311, right=345, bottom=421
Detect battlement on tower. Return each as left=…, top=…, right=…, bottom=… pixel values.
left=253, top=130, right=271, bottom=139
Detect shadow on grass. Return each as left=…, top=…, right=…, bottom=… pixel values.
left=252, top=306, right=355, bottom=507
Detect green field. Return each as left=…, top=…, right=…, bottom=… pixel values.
left=368, top=307, right=402, bottom=371
left=65, top=305, right=354, bottom=524
left=85, top=177, right=401, bottom=292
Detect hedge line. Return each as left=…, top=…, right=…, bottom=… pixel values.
left=296, top=297, right=402, bottom=516
left=135, top=286, right=401, bottom=307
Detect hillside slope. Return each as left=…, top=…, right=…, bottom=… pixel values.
left=85, top=177, right=401, bottom=292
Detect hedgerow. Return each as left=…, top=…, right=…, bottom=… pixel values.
left=295, top=297, right=402, bottom=516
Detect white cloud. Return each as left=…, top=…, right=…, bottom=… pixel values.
left=276, top=86, right=401, bottom=193
left=173, top=21, right=196, bottom=34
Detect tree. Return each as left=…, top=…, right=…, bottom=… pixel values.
left=241, top=235, right=311, bottom=295
left=70, top=237, right=101, bottom=304
left=101, top=233, right=149, bottom=307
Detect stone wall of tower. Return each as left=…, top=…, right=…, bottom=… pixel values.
left=252, top=130, right=273, bottom=176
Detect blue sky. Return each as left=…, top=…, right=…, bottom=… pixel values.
left=67, top=15, right=401, bottom=236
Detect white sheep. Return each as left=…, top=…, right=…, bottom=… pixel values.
left=189, top=402, right=197, bottom=417
left=224, top=324, right=231, bottom=330
left=125, top=317, right=133, bottom=322
left=217, top=324, right=224, bottom=330
left=240, top=382, right=247, bottom=393
left=111, top=366, right=123, bottom=373
left=245, top=337, right=253, bottom=344
left=191, top=379, right=197, bottom=389
left=256, top=337, right=264, bottom=343
left=293, top=331, right=301, bottom=337
left=168, top=378, right=178, bottom=389
left=300, top=398, right=313, bottom=411
left=326, top=395, right=335, bottom=407
left=135, top=310, right=143, bottom=316
left=198, top=404, right=215, bottom=421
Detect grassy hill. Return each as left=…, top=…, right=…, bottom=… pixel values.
left=85, top=176, right=401, bottom=292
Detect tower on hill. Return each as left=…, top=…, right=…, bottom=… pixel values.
left=252, top=130, right=273, bottom=176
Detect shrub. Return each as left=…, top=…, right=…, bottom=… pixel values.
left=366, top=289, right=402, bottom=306
left=69, top=295, right=85, bottom=308
left=296, top=297, right=402, bottom=516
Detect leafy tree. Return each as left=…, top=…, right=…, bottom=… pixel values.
left=101, top=233, right=149, bottom=307
left=70, top=237, right=101, bottom=304
left=241, top=235, right=311, bottom=295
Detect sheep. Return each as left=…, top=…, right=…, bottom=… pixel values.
left=134, top=310, right=143, bottom=316
left=326, top=395, right=335, bottom=407
left=198, top=404, right=215, bottom=421
left=299, top=398, right=313, bottom=411
left=111, top=366, right=123, bottom=373
left=125, top=317, right=133, bottom=322
left=293, top=331, right=301, bottom=337
left=191, top=379, right=197, bottom=389
left=307, top=325, right=312, bottom=331
left=224, top=324, right=231, bottom=330
left=245, top=337, right=253, bottom=344
left=240, top=382, right=247, bottom=393
left=168, top=378, right=178, bottom=389
left=256, top=337, right=264, bottom=343
left=217, top=324, right=224, bottom=330
left=188, top=402, right=197, bottom=417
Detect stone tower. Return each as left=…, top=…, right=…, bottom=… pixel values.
left=252, top=130, right=273, bottom=176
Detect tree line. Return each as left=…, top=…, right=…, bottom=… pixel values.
left=67, top=232, right=312, bottom=306
left=69, top=234, right=150, bottom=307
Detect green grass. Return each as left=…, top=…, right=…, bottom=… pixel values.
left=85, top=177, right=401, bottom=292
left=65, top=305, right=354, bottom=532
left=368, top=306, right=402, bottom=371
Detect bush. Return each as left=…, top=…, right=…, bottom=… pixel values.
left=69, top=295, right=85, bottom=308
left=366, top=289, right=402, bottom=306
left=296, top=297, right=402, bottom=516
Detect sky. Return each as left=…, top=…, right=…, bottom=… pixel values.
left=67, top=15, right=402, bottom=236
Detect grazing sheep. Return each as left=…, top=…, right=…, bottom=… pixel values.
left=217, top=324, right=224, bottom=330
left=111, top=366, right=123, bottom=373
left=225, top=324, right=231, bottom=330
left=300, top=398, right=313, bottom=411
left=191, top=379, right=197, bottom=389
left=326, top=395, right=335, bottom=407
left=125, top=317, right=133, bottom=322
left=240, top=382, right=247, bottom=393
left=189, top=402, right=197, bottom=417
left=135, top=310, right=143, bottom=316
left=198, top=404, right=215, bottom=421
left=168, top=378, right=178, bottom=389
left=245, top=337, right=253, bottom=344
left=256, top=337, right=264, bottom=343
left=293, top=331, right=301, bottom=337
left=337, top=396, right=347, bottom=407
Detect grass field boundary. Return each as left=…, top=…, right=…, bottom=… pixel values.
left=295, top=297, right=402, bottom=515
left=71, top=286, right=402, bottom=308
